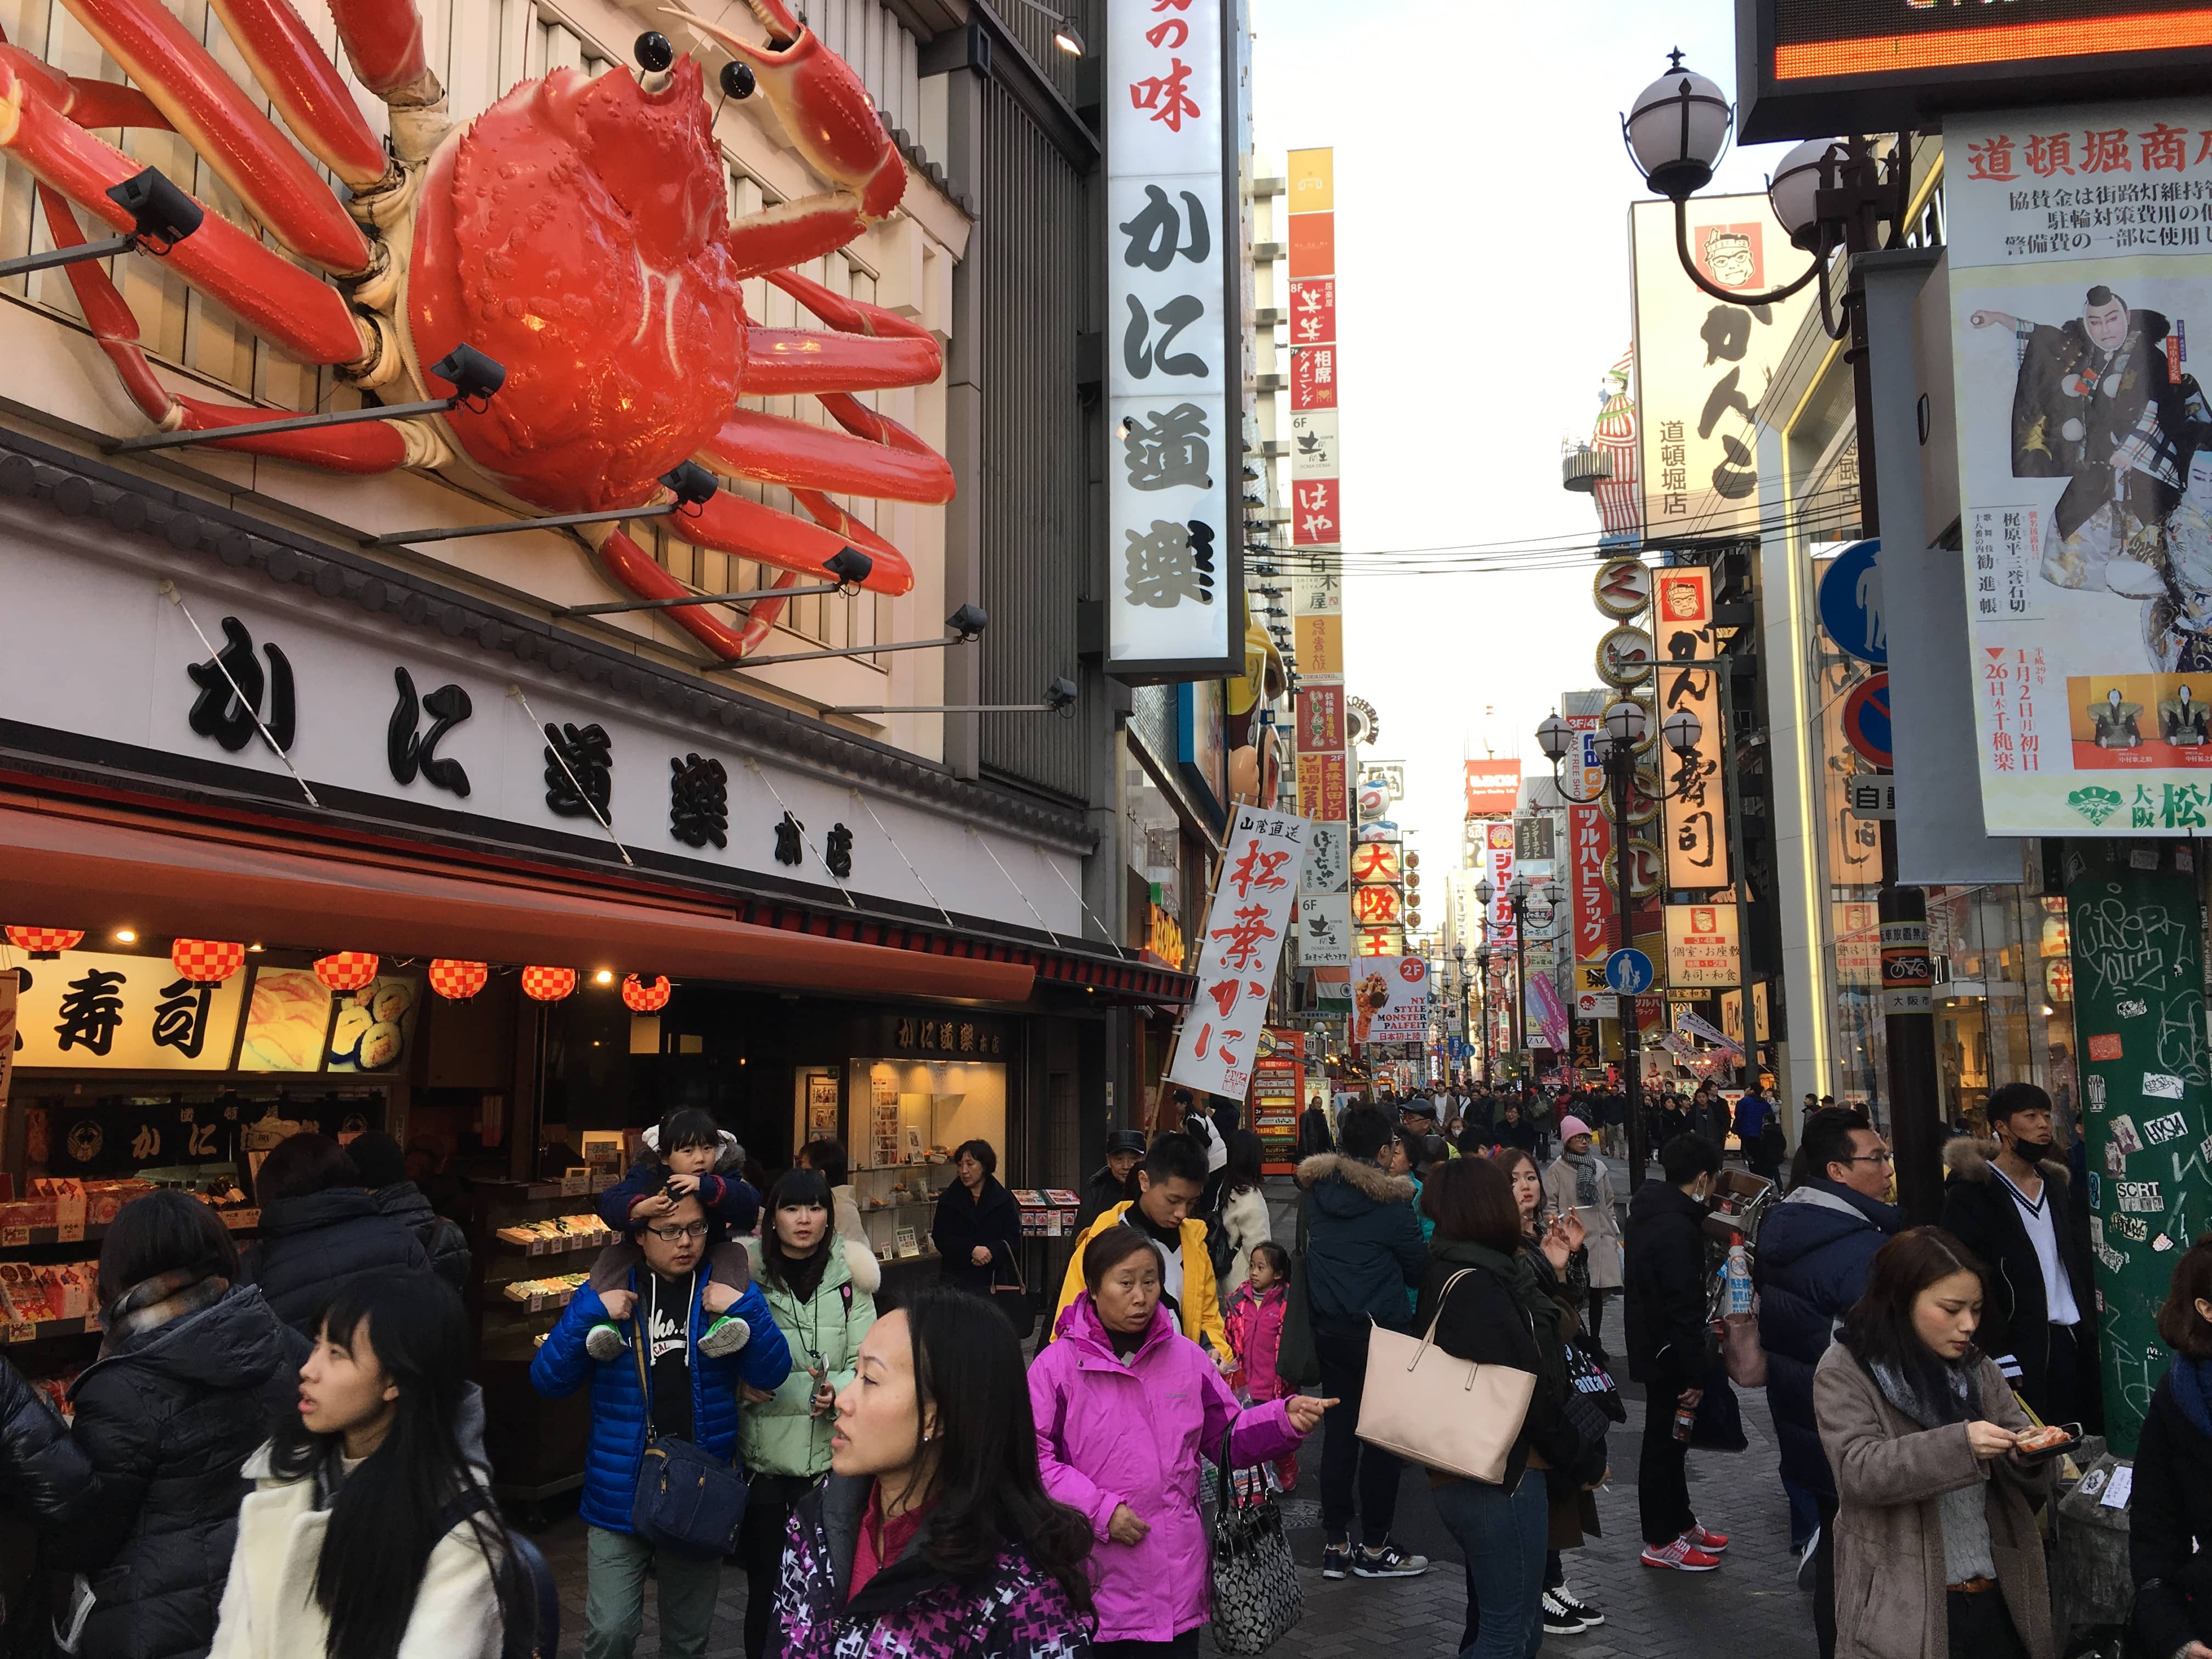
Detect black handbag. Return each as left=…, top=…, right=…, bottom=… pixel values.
left=1209, top=1427, right=1301, bottom=1654
left=628, top=1315, right=750, bottom=1558
left=991, top=1254, right=1037, bottom=1343
left=1690, top=1358, right=1748, bottom=1453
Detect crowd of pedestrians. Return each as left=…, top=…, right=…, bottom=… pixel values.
left=3, top=1073, right=2202, bottom=1659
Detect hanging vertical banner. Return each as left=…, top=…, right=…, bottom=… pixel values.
left=1657, top=567, right=1732, bottom=888
left=1286, top=145, right=1343, bottom=569
left=1568, top=716, right=1613, bottom=966
left=1299, top=821, right=1352, bottom=967
left=1945, top=100, right=2212, bottom=836
left=1105, top=0, right=1239, bottom=680
left=1296, top=684, right=1346, bottom=751
left=1169, top=806, right=1311, bottom=1098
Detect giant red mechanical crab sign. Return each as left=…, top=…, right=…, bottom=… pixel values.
left=0, top=0, right=949, bottom=661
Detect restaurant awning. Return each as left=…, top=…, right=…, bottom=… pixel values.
left=0, top=798, right=1037, bottom=1003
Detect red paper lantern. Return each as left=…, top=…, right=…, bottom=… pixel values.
left=4, top=926, right=84, bottom=958
left=313, top=952, right=380, bottom=991
left=521, top=966, right=577, bottom=1002
left=169, top=939, right=246, bottom=984
left=428, top=960, right=489, bottom=1001
left=620, top=974, right=672, bottom=1013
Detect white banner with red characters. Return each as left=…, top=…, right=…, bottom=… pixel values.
left=1167, top=806, right=1311, bottom=1098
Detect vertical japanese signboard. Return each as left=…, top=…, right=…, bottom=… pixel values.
left=1487, top=821, right=1517, bottom=947
left=1567, top=716, right=1613, bottom=968
left=1106, top=0, right=1240, bottom=680
left=1288, top=145, right=1342, bottom=556
left=2061, top=839, right=2212, bottom=1455
left=1629, top=196, right=1816, bottom=543
left=1168, top=806, right=1310, bottom=1098
left=1946, top=101, right=2212, bottom=837
left=1299, top=821, right=1351, bottom=967
left=1656, top=567, right=1731, bottom=889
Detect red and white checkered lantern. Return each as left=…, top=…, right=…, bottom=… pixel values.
left=313, top=952, right=380, bottom=991
left=427, top=960, right=489, bottom=1001
left=521, top=966, right=577, bottom=1002
left=169, top=939, right=246, bottom=984
left=620, top=974, right=671, bottom=1013
left=4, top=926, right=84, bottom=958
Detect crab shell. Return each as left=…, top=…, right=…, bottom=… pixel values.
left=404, top=57, right=748, bottom=515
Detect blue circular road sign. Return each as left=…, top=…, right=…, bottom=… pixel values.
left=1817, top=538, right=1886, bottom=666
left=1604, top=948, right=1655, bottom=995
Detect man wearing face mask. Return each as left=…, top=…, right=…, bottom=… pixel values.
left=1941, top=1082, right=2101, bottom=1430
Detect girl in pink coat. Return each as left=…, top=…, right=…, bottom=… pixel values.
left=1028, top=1227, right=1330, bottom=1654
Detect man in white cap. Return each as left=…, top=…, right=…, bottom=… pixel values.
left=1543, top=1115, right=1623, bottom=1359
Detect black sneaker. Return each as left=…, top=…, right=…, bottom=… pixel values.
left=1542, top=1589, right=1590, bottom=1635
left=1352, top=1542, right=1430, bottom=1578
left=1552, top=1584, right=1604, bottom=1628
left=1322, top=1542, right=1352, bottom=1581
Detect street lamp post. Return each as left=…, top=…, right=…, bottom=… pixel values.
left=1508, top=874, right=1532, bottom=1070
left=1541, top=698, right=1705, bottom=1190
left=1620, top=50, right=1940, bottom=1220
left=1474, top=942, right=1494, bottom=1090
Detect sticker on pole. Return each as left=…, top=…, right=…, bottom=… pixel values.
left=1842, top=675, right=1893, bottom=769
left=1602, top=948, right=1655, bottom=995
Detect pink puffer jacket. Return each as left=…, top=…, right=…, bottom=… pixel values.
left=1223, top=1282, right=1289, bottom=1401
left=1029, top=1295, right=1305, bottom=1644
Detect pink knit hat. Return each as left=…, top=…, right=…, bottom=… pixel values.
left=1559, top=1115, right=1594, bottom=1141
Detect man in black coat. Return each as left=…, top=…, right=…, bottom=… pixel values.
left=1940, top=1081, right=2101, bottom=1430
left=349, top=1130, right=473, bottom=1294
left=1077, top=1129, right=1147, bottom=1232
left=1624, top=1131, right=1728, bottom=1570
left=1754, top=1108, right=1903, bottom=1657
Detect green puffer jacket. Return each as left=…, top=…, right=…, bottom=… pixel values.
left=737, top=1237, right=879, bottom=1480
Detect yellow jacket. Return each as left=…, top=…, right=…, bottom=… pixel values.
left=1054, top=1199, right=1230, bottom=1356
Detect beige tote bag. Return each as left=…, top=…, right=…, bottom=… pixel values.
left=1354, top=1268, right=1539, bottom=1484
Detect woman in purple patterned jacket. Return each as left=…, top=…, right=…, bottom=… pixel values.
left=776, top=1289, right=1094, bottom=1658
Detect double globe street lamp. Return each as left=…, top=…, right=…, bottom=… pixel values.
left=1539, top=698, right=1705, bottom=1188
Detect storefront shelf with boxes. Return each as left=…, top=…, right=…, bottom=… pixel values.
left=467, top=1176, right=619, bottom=1501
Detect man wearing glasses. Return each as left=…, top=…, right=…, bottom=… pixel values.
left=1752, top=1107, right=1904, bottom=1659
left=534, top=1190, right=793, bottom=1659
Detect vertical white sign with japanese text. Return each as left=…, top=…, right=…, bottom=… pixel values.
left=1947, top=101, right=2212, bottom=836
left=1168, top=806, right=1311, bottom=1097
left=1107, top=0, right=1237, bottom=679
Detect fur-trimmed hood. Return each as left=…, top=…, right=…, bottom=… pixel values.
left=1943, top=1137, right=2070, bottom=1192
left=1296, top=1151, right=1417, bottom=1205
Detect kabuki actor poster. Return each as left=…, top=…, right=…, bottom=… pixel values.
left=1950, top=101, right=2212, bottom=835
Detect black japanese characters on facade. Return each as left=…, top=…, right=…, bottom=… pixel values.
left=1124, top=518, right=1216, bottom=608
left=542, top=721, right=613, bottom=820
left=186, top=616, right=296, bottom=753
left=387, top=668, right=473, bottom=797
left=1122, top=402, right=1212, bottom=492
left=825, top=823, right=854, bottom=880
left=1120, top=184, right=1211, bottom=271
left=151, top=978, right=213, bottom=1060
left=669, top=754, right=730, bottom=850
left=54, top=968, right=125, bottom=1057
left=774, top=811, right=805, bottom=867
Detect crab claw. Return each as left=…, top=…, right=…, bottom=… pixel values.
left=665, top=2, right=904, bottom=221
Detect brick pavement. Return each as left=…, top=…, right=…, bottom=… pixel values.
left=533, top=1378, right=1817, bottom=1659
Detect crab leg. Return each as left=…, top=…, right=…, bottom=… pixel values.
left=674, top=2, right=906, bottom=279
left=742, top=266, right=941, bottom=394
left=588, top=523, right=757, bottom=661
left=323, top=0, right=436, bottom=103
left=38, top=188, right=405, bottom=471
left=0, top=44, right=171, bottom=130
left=676, top=488, right=911, bottom=595
left=54, top=0, right=372, bottom=273
left=702, top=402, right=951, bottom=503
left=205, top=0, right=391, bottom=189
left=0, top=59, right=370, bottom=365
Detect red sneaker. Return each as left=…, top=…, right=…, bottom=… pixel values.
left=1685, top=1523, right=1731, bottom=1554
left=1640, top=1538, right=1722, bottom=1572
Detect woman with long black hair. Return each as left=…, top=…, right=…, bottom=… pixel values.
left=735, top=1167, right=878, bottom=1659
left=777, top=1289, right=1093, bottom=1658
left=210, top=1274, right=529, bottom=1659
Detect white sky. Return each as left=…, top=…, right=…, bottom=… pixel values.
left=1250, top=0, right=1796, bottom=883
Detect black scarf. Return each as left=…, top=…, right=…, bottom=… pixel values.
left=98, top=1268, right=228, bottom=1359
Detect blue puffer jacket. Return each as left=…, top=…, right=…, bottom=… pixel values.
left=1753, top=1180, right=1902, bottom=1497
left=1294, top=1152, right=1426, bottom=1337
left=530, top=1267, right=792, bottom=1533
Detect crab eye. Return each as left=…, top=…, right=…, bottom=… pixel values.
left=634, top=31, right=674, bottom=72
left=720, top=60, right=755, bottom=99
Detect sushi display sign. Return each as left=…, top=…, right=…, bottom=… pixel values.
left=8, top=950, right=420, bottom=1075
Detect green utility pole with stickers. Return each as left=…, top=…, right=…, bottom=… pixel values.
left=2063, top=839, right=2212, bottom=1455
